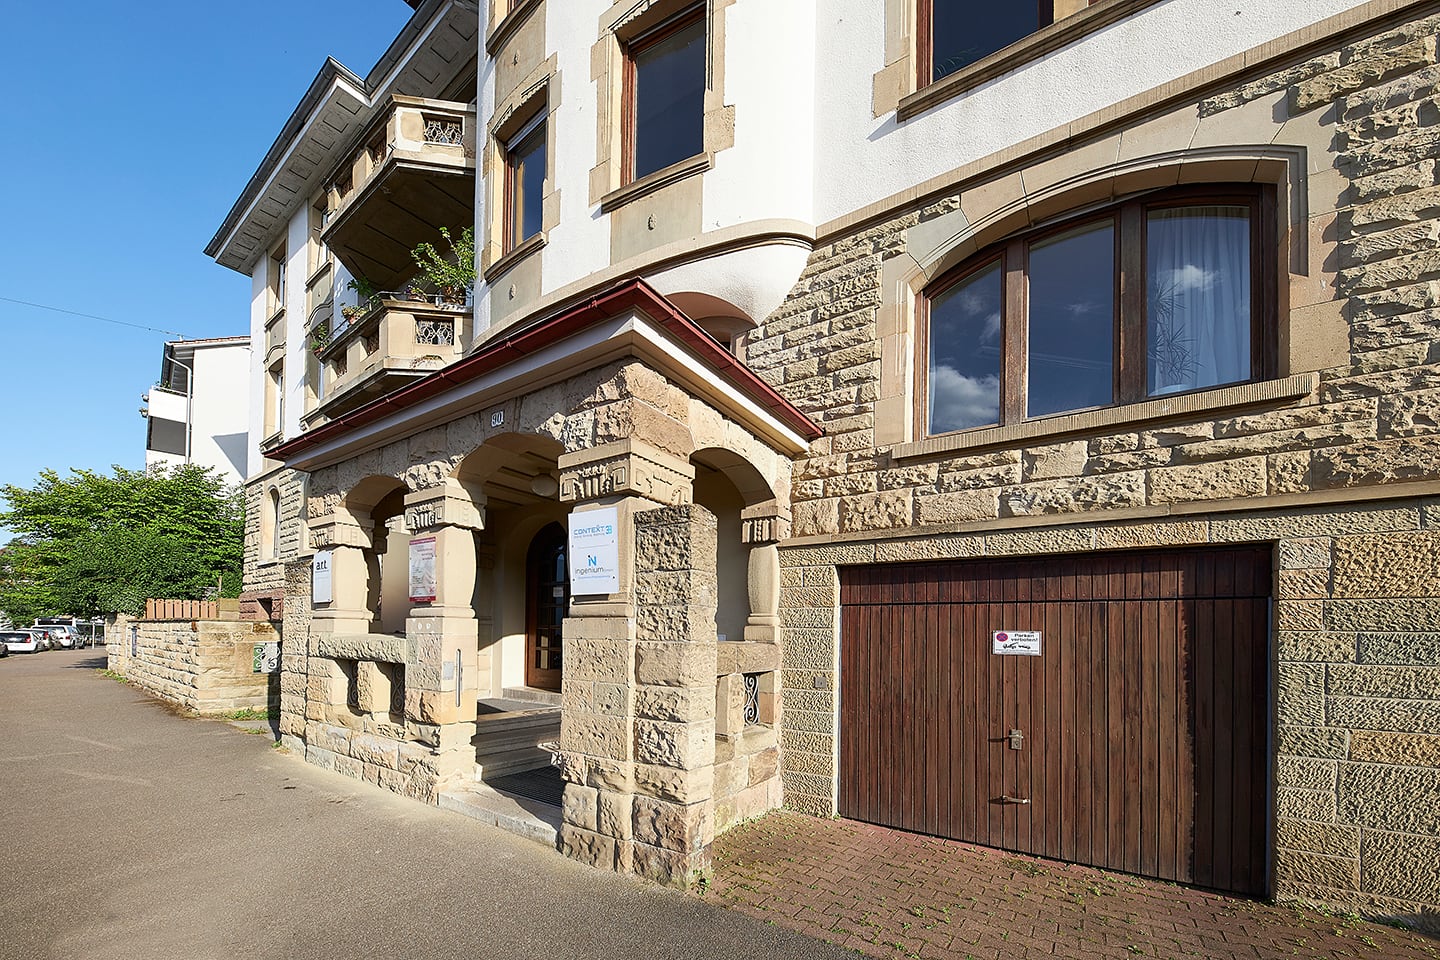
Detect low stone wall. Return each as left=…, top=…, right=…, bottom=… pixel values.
left=106, top=603, right=279, bottom=714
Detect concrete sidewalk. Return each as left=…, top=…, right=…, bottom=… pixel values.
left=0, top=651, right=850, bottom=960
left=708, top=812, right=1438, bottom=960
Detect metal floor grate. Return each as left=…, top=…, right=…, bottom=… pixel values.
left=484, top=765, right=565, bottom=807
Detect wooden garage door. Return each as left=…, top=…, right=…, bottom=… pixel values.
left=838, top=547, right=1270, bottom=896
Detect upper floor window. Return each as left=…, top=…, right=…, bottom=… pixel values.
left=919, top=0, right=1054, bottom=83
left=920, top=186, right=1272, bottom=437
left=505, top=110, right=547, bottom=251
left=268, top=244, right=287, bottom=316
left=624, top=6, right=705, bottom=182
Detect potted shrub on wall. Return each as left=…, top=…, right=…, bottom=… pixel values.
left=410, top=226, right=475, bottom=305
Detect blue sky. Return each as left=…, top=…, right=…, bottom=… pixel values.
left=0, top=0, right=414, bottom=513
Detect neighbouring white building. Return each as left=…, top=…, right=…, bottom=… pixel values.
left=206, top=0, right=1440, bottom=928
left=142, top=336, right=251, bottom=486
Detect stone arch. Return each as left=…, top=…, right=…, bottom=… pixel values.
left=691, top=447, right=778, bottom=645
left=340, top=475, right=409, bottom=632
left=667, top=291, right=756, bottom=353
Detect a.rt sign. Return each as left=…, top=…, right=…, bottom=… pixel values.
left=993, top=630, right=1042, bottom=656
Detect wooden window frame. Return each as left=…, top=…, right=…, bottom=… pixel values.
left=916, top=0, right=1056, bottom=88
left=621, top=4, right=706, bottom=186
left=916, top=184, right=1276, bottom=440
left=502, top=108, right=547, bottom=254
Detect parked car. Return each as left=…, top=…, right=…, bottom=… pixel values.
left=2, top=630, right=43, bottom=654
left=0, top=637, right=8, bottom=657
left=33, top=619, right=86, bottom=649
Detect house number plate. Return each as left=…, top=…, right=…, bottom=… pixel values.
left=992, top=630, right=1042, bottom=656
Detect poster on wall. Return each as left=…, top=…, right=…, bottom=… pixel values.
left=312, top=550, right=333, bottom=605
left=409, top=536, right=437, bottom=602
left=568, top=507, right=620, bottom=595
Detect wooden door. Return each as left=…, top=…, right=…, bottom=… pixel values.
left=838, top=547, right=1270, bottom=896
left=525, top=523, right=568, bottom=692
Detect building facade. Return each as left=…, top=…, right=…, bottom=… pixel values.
left=142, top=336, right=251, bottom=486
left=207, top=0, right=1440, bottom=928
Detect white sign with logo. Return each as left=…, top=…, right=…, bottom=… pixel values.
left=409, top=536, right=437, bottom=603
left=569, top=507, right=620, bottom=595
left=992, top=630, right=1042, bottom=656
left=312, top=550, right=333, bottom=605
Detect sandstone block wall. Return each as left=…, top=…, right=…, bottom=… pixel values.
left=106, top=605, right=277, bottom=714
left=746, top=7, right=1440, bottom=929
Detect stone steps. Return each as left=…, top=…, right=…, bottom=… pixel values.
left=438, top=781, right=559, bottom=847
left=473, top=708, right=559, bottom=780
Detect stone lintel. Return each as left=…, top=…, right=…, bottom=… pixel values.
left=559, top=439, right=696, bottom=505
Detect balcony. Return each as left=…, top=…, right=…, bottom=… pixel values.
left=308, top=292, right=471, bottom=420
left=321, top=95, right=476, bottom=291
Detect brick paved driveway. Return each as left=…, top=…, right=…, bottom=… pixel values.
left=708, top=812, right=1438, bottom=960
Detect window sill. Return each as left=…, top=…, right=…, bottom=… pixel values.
left=599, top=152, right=713, bottom=214
left=897, top=0, right=1165, bottom=122
left=259, top=429, right=285, bottom=452
left=305, top=259, right=332, bottom=290
left=483, top=231, right=546, bottom=283
left=893, top=373, right=1316, bottom=461
left=266, top=306, right=285, bottom=326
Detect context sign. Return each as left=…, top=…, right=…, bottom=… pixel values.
left=569, top=507, right=620, bottom=595
left=992, top=630, right=1042, bottom=656
left=312, top=550, right=333, bottom=605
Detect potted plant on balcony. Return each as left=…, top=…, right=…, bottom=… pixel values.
left=343, top=275, right=380, bottom=321
left=410, top=226, right=475, bottom=305
left=309, top=322, right=332, bottom=355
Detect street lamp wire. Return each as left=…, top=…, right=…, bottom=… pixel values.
left=0, top=295, right=190, bottom=339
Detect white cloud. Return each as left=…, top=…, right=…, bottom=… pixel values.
left=931, top=366, right=999, bottom=431
left=1158, top=263, right=1218, bottom=294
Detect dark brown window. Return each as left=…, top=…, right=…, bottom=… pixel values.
left=919, top=186, right=1275, bottom=437
left=623, top=6, right=706, bottom=182
left=918, top=0, right=1056, bottom=84
left=504, top=110, right=547, bottom=251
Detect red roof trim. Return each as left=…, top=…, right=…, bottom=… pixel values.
left=271, top=278, right=822, bottom=461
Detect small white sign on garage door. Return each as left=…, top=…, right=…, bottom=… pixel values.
left=993, top=630, right=1042, bottom=656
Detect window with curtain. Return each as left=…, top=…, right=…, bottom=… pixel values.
left=921, top=186, right=1270, bottom=437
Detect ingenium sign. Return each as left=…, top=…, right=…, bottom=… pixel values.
left=569, top=507, right=620, bottom=595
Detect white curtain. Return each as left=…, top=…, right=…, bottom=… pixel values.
left=1146, top=206, right=1251, bottom=396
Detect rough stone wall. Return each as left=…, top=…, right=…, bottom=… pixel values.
left=105, top=608, right=277, bottom=713
left=559, top=504, right=720, bottom=886
left=242, top=467, right=307, bottom=599
left=747, top=9, right=1440, bottom=930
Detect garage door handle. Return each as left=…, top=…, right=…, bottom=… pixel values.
left=1000, top=795, right=1031, bottom=805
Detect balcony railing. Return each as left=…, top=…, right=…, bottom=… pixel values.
left=307, top=290, right=471, bottom=421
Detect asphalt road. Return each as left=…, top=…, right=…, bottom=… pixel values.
left=0, top=649, right=851, bottom=960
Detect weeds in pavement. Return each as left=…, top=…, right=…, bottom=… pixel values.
left=97, top=668, right=130, bottom=684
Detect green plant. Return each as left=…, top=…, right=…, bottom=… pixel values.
left=217, top=707, right=269, bottom=721
left=308, top=322, right=332, bottom=354
left=410, top=226, right=476, bottom=301
left=345, top=274, right=379, bottom=302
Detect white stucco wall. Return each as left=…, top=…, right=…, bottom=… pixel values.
left=811, top=0, right=1375, bottom=224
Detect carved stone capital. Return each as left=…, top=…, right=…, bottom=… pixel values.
left=308, top=514, right=376, bottom=550
left=741, top=501, right=791, bottom=544
left=558, top=440, right=695, bottom=506
left=404, top=480, right=486, bottom=533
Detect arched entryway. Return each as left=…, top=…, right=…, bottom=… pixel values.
left=525, top=522, right=568, bottom=692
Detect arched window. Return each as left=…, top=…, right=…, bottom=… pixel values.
left=919, top=185, right=1275, bottom=438
left=266, top=487, right=282, bottom=559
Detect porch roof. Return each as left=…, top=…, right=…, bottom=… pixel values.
left=271, top=279, right=823, bottom=467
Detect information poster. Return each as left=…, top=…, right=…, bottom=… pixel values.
left=569, top=507, right=620, bottom=595
left=312, top=550, right=333, bottom=605
left=409, top=536, right=437, bottom=603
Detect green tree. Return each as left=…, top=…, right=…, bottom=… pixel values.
left=0, top=464, right=243, bottom=622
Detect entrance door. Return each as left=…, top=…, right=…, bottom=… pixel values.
left=525, top=523, right=568, bottom=691
left=838, top=546, right=1270, bottom=896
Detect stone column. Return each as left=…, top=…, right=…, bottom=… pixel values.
left=554, top=439, right=718, bottom=885
left=307, top=512, right=377, bottom=637
left=741, top=502, right=790, bottom=642
left=402, top=479, right=485, bottom=792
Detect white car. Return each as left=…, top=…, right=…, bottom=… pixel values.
left=1, top=630, right=44, bottom=654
